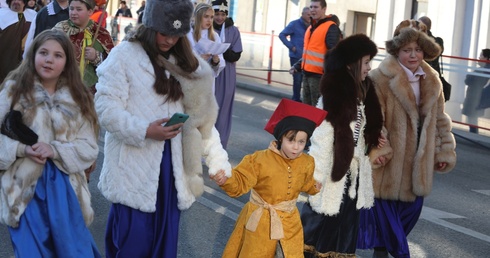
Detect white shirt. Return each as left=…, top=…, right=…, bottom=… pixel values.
left=398, top=61, right=426, bottom=106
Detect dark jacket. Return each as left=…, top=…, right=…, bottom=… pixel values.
left=34, top=0, right=69, bottom=37
left=279, top=17, right=309, bottom=60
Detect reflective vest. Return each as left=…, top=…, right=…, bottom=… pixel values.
left=302, top=21, right=335, bottom=75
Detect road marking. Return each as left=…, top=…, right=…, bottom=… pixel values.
left=203, top=185, right=244, bottom=208
left=235, top=92, right=278, bottom=111
left=196, top=196, right=238, bottom=221
left=420, top=206, right=490, bottom=243
left=473, top=190, right=490, bottom=196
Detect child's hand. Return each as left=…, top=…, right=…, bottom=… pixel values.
left=201, top=53, right=211, bottom=60
left=32, top=142, right=54, bottom=159
left=374, top=155, right=387, bottom=166
left=210, top=169, right=228, bottom=186
left=436, top=162, right=447, bottom=171
left=145, top=118, right=182, bottom=141
left=84, top=47, right=98, bottom=62
left=211, top=55, right=220, bottom=64
left=314, top=181, right=322, bottom=190
left=25, top=145, right=45, bottom=164
left=377, top=134, right=387, bottom=148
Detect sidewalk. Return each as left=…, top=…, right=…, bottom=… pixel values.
left=236, top=75, right=490, bottom=148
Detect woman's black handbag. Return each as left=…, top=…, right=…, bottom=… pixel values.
left=440, top=57, right=451, bottom=101
left=1, top=109, right=38, bottom=145
left=440, top=76, right=451, bottom=101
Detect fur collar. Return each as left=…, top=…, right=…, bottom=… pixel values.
left=375, top=55, right=442, bottom=119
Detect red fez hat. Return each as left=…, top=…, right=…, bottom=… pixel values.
left=264, top=98, right=327, bottom=140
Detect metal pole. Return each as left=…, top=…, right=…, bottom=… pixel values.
left=267, top=30, right=274, bottom=84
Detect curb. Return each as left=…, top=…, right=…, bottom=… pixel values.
left=236, top=81, right=291, bottom=100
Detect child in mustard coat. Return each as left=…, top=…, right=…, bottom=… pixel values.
left=211, top=98, right=325, bottom=257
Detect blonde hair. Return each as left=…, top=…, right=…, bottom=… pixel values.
left=192, top=3, right=216, bottom=42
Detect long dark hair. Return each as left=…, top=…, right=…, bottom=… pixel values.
left=346, top=59, right=368, bottom=102
left=2, top=30, right=98, bottom=134
left=130, top=24, right=199, bottom=102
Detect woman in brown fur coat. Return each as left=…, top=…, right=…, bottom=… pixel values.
left=357, top=27, right=457, bottom=258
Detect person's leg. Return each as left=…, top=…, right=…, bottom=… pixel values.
left=399, top=196, right=424, bottom=238
left=105, top=203, right=154, bottom=258
left=309, top=76, right=321, bottom=107
left=152, top=140, right=181, bottom=258
left=105, top=140, right=180, bottom=258
left=370, top=199, right=412, bottom=258
left=302, top=75, right=312, bottom=106
left=301, top=202, right=324, bottom=258
left=467, top=115, right=479, bottom=133
left=290, top=57, right=302, bottom=102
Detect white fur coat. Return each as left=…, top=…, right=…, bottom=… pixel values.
left=95, top=40, right=231, bottom=212
left=0, top=79, right=98, bottom=227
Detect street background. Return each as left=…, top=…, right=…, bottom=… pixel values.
left=0, top=78, right=489, bottom=257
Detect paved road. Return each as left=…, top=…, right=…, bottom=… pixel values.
left=1, top=87, right=490, bottom=258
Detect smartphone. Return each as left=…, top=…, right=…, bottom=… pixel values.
left=164, top=113, right=189, bottom=127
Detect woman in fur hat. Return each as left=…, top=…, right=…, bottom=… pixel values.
left=94, top=0, right=231, bottom=257
left=357, top=27, right=457, bottom=258
left=300, top=33, right=388, bottom=258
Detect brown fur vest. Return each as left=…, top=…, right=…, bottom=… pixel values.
left=320, top=68, right=383, bottom=181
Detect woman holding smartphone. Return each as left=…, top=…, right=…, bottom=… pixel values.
left=94, top=0, right=231, bottom=257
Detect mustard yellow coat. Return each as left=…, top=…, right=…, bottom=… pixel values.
left=221, top=142, right=319, bottom=258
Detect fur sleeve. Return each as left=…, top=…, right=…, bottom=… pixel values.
left=95, top=42, right=149, bottom=147
left=202, top=127, right=232, bottom=177
left=434, top=93, right=456, bottom=173
left=51, top=120, right=99, bottom=174
left=309, top=120, right=334, bottom=183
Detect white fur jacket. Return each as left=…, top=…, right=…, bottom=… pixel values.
left=95, top=40, right=231, bottom=212
left=369, top=55, right=457, bottom=202
left=0, top=79, right=98, bottom=227
left=307, top=98, right=375, bottom=216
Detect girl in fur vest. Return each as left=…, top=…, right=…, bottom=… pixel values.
left=211, top=98, right=325, bottom=257
left=94, top=0, right=231, bottom=257
left=300, top=34, right=388, bottom=258
left=357, top=27, right=457, bottom=258
left=0, top=30, right=100, bottom=257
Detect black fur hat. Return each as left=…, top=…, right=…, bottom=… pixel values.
left=143, top=0, right=193, bottom=36
left=324, top=34, right=378, bottom=72
left=386, top=27, right=441, bottom=61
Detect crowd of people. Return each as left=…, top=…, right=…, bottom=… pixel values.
left=3, top=0, right=489, bottom=256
